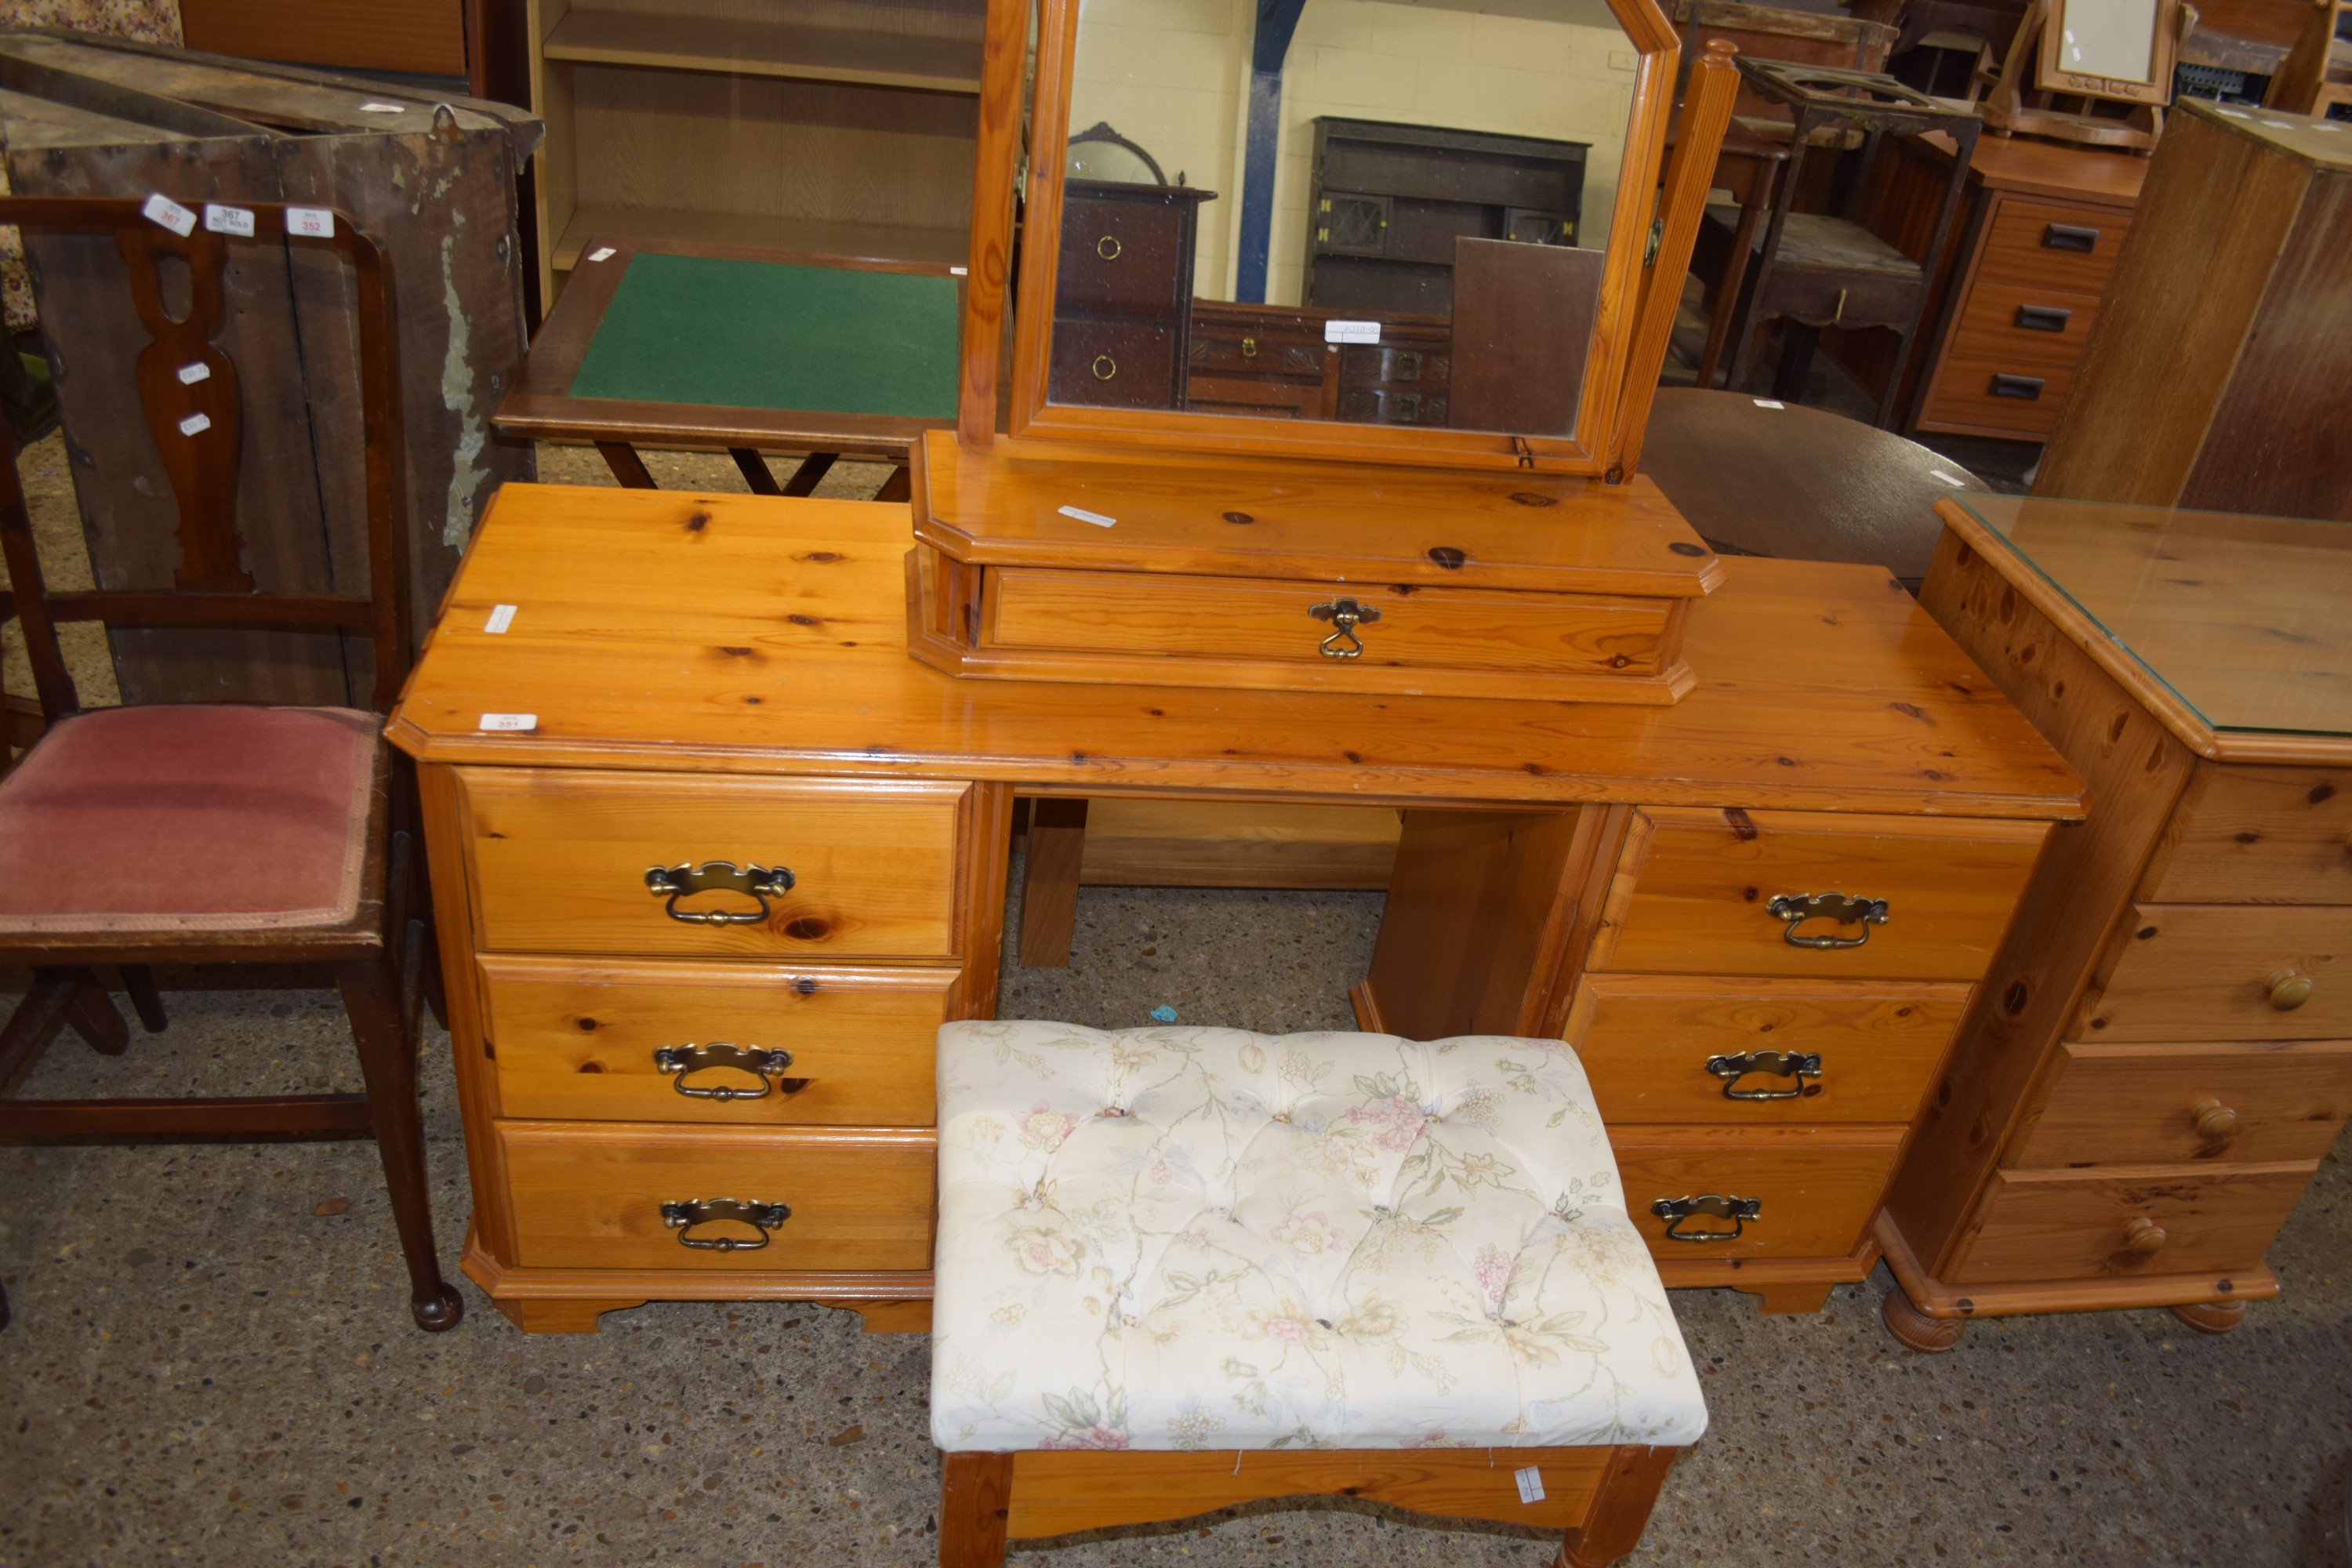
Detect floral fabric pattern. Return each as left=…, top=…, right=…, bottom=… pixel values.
left=931, top=1023, right=1708, bottom=1454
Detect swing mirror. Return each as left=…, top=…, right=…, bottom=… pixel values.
left=1009, top=0, right=1682, bottom=474
left=2037, top=0, right=2183, bottom=104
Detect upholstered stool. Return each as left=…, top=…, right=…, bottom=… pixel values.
left=931, top=1022, right=1708, bottom=1567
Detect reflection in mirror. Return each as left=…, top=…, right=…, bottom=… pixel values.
left=1046, top=0, right=1640, bottom=439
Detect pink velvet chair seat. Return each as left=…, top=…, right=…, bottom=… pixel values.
left=0, top=705, right=379, bottom=935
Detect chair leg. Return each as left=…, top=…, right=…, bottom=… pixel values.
left=336, top=954, right=463, bottom=1333
left=938, top=1452, right=1015, bottom=1568
left=0, top=971, right=82, bottom=1095
left=119, top=965, right=169, bottom=1033
left=1557, top=1446, right=1677, bottom=1568
left=58, top=968, right=127, bottom=1056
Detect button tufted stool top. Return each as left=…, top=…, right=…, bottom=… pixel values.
left=931, top=1022, right=1708, bottom=1454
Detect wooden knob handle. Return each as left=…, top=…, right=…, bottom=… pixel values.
left=2190, top=1097, right=2238, bottom=1139
left=2123, top=1216, right=2167, bottom=1255
left=2267, top=967, right=2314, bottom=1010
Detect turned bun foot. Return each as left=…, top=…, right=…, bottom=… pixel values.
left=2169, top=1300, right=2245, bottom=1334
left=1881, top=1285, right=1965, bottom=1352
left=410, top=1284, right=466, bottom=1332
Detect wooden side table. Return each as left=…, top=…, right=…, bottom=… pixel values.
left=1883, top=492, right=2352, bottom=1348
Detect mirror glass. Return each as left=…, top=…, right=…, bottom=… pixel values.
left=2052, top=0, right=2159, bottom=82
left=1047, top=0, right=1640, bottom=439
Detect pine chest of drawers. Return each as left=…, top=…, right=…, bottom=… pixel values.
left=1880, top=493, right=2352, bottom=1348
left=388, top=481, right=2078, bottom=1333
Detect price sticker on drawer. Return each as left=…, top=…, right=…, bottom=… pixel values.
left=478, top=712, right=538, bottom=732
left=1323, top=319, right=1381, bottom=344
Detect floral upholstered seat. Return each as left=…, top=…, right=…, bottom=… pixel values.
left=931, top=1022, right=1708, bottom=1454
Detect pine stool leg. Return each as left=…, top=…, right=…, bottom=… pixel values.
left=1558, top=1446, right=1676, bottom=1567
left=939, top=1452, right=1014, bottom=1568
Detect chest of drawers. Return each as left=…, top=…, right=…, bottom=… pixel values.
left=389, top=481, right=2078, bottom=1333
left=1880, top=494, right=2352, bottom=1348
left=1047, top=182, right=1214, bottom=412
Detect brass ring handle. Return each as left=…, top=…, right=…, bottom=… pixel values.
left=644, top=861, right=795, bottom=926
left=2122, top=1216, right=2167, bottom=1256
left=653, top=1042, right=797, bottom=1101
left=662, top=1197, right=791, bottom=1251
left=2190, top=1097, right=2238, bottom=1139
left=1705, top=1050, right=1821, bottom=1101
left=1091, top=354, right=1117, bottom=381
left=1240, top=336, right=1258, bottom=358
left=2267, top=967, right=2314, bottom=1011
left=1651, top=1194, right=1761, bottom=1242
left=1308, top=597, right=1382, bottom=659
left=1096, top=234, right=1121, bottom=260
left=1766, top=892, right=1889, bottom=949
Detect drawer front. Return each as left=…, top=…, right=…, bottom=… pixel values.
left=1946, top=279, right=2103, bottom=372
left=1919, top=353, right=2078, bottom=438
left=1950, top=1162, right=2314, bottom=1284
left=1058, top=196, right=1191, bottom=315
left=2077, top=903, right=2352, bottom=1041
left=479, top=955, right=953, bottom=1126
left=1566, top=974, right=1970, bottom=1123
left=1976, top=197, right=2130, bottom=295
left=1595, top=808, right=2047, bottom=982
left=1190, top=327, right=1326, bottom=378
left=1049, top=320, right=1180, bottom=409
left=2010, top=1040, right=2352, bottom=1168
left=987, top=569, right=1675, bottom=677
left=459, top=768, right=966, bottom=960
left=499, top=1121, right=935, bottom=1271
left=1184, top=373, right=1322, bottom=419
left=2141, top=762, right=2352, bottom=905
left=1613, top=1126, right=1904, bottom=1260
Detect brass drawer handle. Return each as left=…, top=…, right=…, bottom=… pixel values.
left=662, top=1197, right=791, bottom=1251
left=1240, top=336, right=1258, bottom=357
left=1091, top=354, right=1117, bottom=381
left=1705, top=1049, right=1821, bottom=1100
left=2267, top=966, right=2314, bottom=1011
left=644, top=861, right=795, bottom=925
left=1652, top=1194, right=1761, bottom=1242
left=2122, top=1216, right=2166, bottom=1256
left=1766, top=892, right=1889, bottom=949
left=2190, top=1096, right=2238, bottom=1139
left=1308, top=597, right=1381, bottom=659
left=1096, top=234, right=1120, bottom=260
left=653, top=1042, right=798, bottom=1101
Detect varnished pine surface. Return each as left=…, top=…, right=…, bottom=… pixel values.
left=387, top=485, right=2083, bottom=822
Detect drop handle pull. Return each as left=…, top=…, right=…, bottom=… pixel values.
left=1705, top=1050, right=1822, bottom=1100
left=1651, top=1193, right=1761, bottom=1242
left=2267, top=967, right=2314, bottom=1011
left=645, top=861, right=794, bottom=925
left=662, top=1197, right=791, bottom=1251
left=2190, top=1097, right=2238, bottom=1139
left=1766, top=892, right=1889, bottom=949
left=1308, top=597, right=1381, bottom=659
left=653, top=1042, right=798, bottom=1101
left=2123, top=1216, right=2167, bottom=1255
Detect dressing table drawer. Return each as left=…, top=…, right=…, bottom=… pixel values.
left=1613, top=1125, right=1904, bottom=1261
left=1566, top=974, right=1969, bottom=1124
left=457, top=768, right=968, bottom=960
left=1947, top=1162, right=2314, bottom=1284
left=2007, top=1040, right=2352, bottom=1168
left=499, top=1121, right=937, bottom=1272
left=1592, top=808, right=2046, bottom=982
left=478, top=955, right=953, bottom=1126
left=2139, top=762, right=2352, bottom=904
left=2073, top=904, right=2352, bottom=1041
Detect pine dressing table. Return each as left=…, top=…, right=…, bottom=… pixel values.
left=384, top=0, right=2082, bottom=1335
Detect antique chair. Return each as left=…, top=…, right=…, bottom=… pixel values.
left=931, top=1022, right=1708, bottom=1568
left=1690, top=59, right=1978, bottom=423
left=0, top=196, right=459, bottom=1334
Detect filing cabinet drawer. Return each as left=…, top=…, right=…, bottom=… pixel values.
left=457, top=768, right=967, bottom=960
left=1977, top=198, right=2129, bottom=295
left=1945, top=279, right=2103, bottom=372
left=499, top=1121, right=936, bottom=1271
left=479, top=955, right=953, bottom=1126
left=987, top=568, right=1679, bottom=677
left=2140, top=762, right=2352, bottom=904
left=1919, top=354, right=2078, bottom=439
left=2076, top=903, right=2352, bottom=1040
left=1613, top=1125, right=1904, bottom=1260
left=1593, top=808, right=2047, bottom=981
left=2009, top=1040, right=2352, bottom=1167
left=1949, top=1162, right=2312, bottom=1284
left=1565, top=974, right=1969, bottom=1123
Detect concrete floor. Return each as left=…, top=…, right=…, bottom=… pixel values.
left=5, top=444, right=2348, bottom=1566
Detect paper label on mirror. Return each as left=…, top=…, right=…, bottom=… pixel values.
left=1056, top=504, right=1116, bottom=528
left=1324, top=320, right=1382, bottom=345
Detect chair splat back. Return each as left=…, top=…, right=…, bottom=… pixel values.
left=0, top=196, right=412, bottom=719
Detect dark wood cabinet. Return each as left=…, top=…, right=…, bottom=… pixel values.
left=1049, top=180, right=1214, bottom=409
left=1301, top=118, right=1587, bottom=318
left=1182, top=303, right=1451, bottom=426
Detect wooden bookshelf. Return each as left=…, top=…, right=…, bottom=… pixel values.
left=525, top=0, right=985, bottom=306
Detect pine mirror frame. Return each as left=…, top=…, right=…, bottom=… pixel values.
left=993, top=0, right=1682, bottom=475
